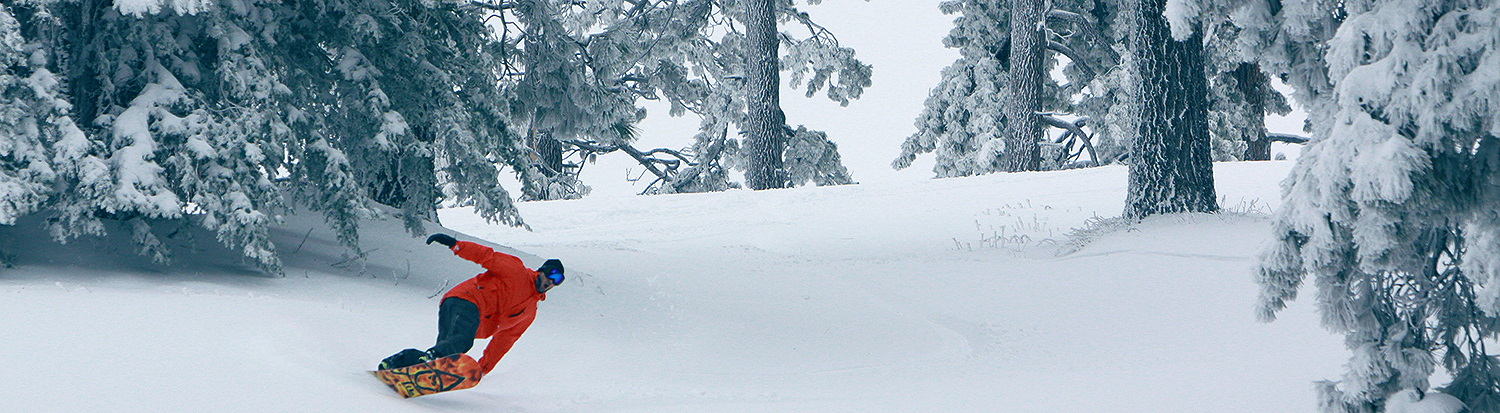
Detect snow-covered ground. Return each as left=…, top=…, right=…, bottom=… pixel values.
left=0, top=160, right=1345, bottom=412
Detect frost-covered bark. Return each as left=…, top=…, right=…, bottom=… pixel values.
left=1122, top=0, right=1217, bottom=219
left=1003, top=0, right=1045, bottom=172
left=742, top=0, right=789, bottom=190
left=1244, top=0, right=1500, bottom=410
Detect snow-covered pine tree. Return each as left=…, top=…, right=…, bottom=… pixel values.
left=895, top=0, right=1126, bottom=177
left=1245, top=0, right=1500, bottom=411
left=0, top=7, right=52, bottom=228
left=0, top=5, right=86, bottom=267
left=895, top=0, right=1021, bottom=177
left=3, top=0, right=532, bottom=274
left=498, top=0, right=644, bottom=201
left=1201, top=1, right=1293, bottom=162
left=571, top=0, right=865, bottom=193
left=784, top=126, right=853, bottom=186
left=262, top=0, right=529, bottom=241
left=1206, top=61, right=1292, bottom=161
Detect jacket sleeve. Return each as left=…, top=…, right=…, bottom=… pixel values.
left=450, top=241, right=525, bottom=274
left=476, top=307, right=537, bottom=375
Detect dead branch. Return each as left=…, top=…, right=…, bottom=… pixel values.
left=1039, top=115, right=1097, bottom=166
left=467, top=1, right=517, bottom=11
left=1046, top=40, right=1096, bottom=80
left=1267, top=133, right=1309, bottom=144
left=1046, top=9, right=1120, bottom=66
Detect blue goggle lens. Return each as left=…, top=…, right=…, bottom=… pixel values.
left=546, top=271, right=564, bottom=284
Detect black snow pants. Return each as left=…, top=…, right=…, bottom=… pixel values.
left=428, top=297, right=481, bottom=358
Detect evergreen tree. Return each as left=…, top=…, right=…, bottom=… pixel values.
left=499, top=0, right=644, bottom=200
left=1246, top=0, right=1500, bottom=411
left=579, top=0, right=867, bottom=193
left=1201, top=2, right=1293, bottom=162
left=1206, top=62, right=1291, bottom=161
left=0, top=4, right=88, bottom=266
left=894, top=0, right=1127, bottom=177
left=898, top=0, right=1293, bottom=178
left=3, top=0, right=532, bottom=273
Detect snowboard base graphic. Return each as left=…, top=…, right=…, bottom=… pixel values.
left=371, top=354, right=482, bottom=398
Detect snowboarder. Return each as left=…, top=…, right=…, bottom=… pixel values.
left=379, top=233, right=565, bottom=376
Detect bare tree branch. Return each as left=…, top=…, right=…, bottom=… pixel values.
left=1046, top=9, right=1120, bottom=66
left=1267, top=133, right=1309, bottom=144
left=468, top=1, right=517, bottom=11
left=565, top=139, right=694, bottom=186
left=1046, top=40, right=1096, bottom=80
left=1040, top=114, right=1097, bottom=166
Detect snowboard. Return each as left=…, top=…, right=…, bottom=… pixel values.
left=371, top=354, right=483, bottom=398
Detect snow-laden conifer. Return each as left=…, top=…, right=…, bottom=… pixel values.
left=4, top=0, right=531, bottom=274
left=1245, top=0, right=1500, bottom=410
left=1203, top=9, right=1292, bottom=161
left=897, top=0, right=1129, bottom=176
left=0, top=7, right=57, bottom=227
left=569, top=0, right=864, bottom=193
left=896, top=0, right=1020, bottom=177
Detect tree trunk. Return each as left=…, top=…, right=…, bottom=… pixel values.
left=1002, top=0, right=1045, bottom=172
left=1234, top=63, right=1274, bottom=161
left=742, top=0, right=788, bottom=190
left=1124, top=0, right=1218, bottom=219
left=62, top=0, right=105, bottom=124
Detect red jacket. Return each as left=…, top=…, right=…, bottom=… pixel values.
left=442, top=241, right=546, bottom=374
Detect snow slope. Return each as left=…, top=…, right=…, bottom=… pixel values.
left=0, top=161, right=1344, bottom=412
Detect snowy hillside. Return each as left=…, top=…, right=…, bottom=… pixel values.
left=0, top=161, right=1344, bottom=412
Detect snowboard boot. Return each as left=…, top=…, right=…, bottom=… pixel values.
left=379, top=348, right=428, bottom=370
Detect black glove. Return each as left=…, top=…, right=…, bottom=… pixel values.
left=425, top=233, right=457, bottom=248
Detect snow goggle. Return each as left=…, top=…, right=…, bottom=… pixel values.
left=544, top=271, right=564, bottom=285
